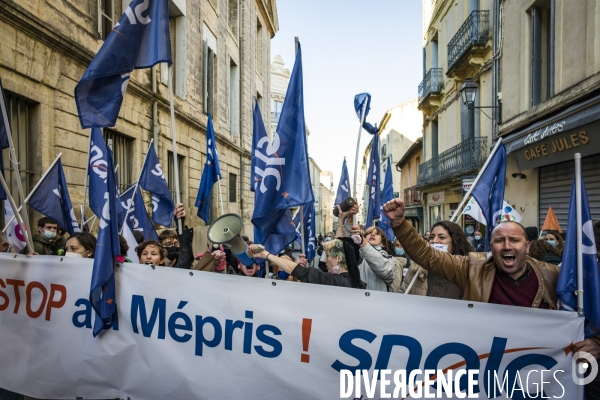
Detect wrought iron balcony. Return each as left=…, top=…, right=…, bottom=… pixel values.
left=417, top=137, right=488, bottom=188
left=418, top=68, right=444, bottom=105
left=404, top=186, right=422, bottom=206
left=447, top=10, right=490, bottom=73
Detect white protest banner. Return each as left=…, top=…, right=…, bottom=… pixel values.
left=0, top=254, right=585, bottom=399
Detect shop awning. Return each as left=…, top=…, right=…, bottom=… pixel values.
left=503, top=91, right=600, bottom=170
left=503, top=91, right=600, bottom=154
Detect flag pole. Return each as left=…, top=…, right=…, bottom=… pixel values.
left=403, top=270, right=420, bottom=295
left=352, top=100, right=368, bottom=199
left=120, top=140, right=152, bottom=233
left=575, top=152, right=584, bottom=317
left=217, top=178, right=225, bottom=216
left=81, top=132, right=92, bottom=228
left=294, top=37, right=307, bottom=257
left=167, top=64, right=183, bottom=235
left=300, top=206, right=306, bottom=256
left=0, top=92, right=33, bottom=247
left=0, top=172, right=33, bottom=252
left=2, top=153, right=63, bottom=233
left=450, top=138, right=504, bottom=222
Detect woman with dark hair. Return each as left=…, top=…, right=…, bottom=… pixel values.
left=543, top=230, right=565, bottom=257
left=249, top=239, right=366, bottom=288
left=117, top=234, right=133, bottom=263
left=137, top=240, right=167, bottom=266
left=64, top=232, right=97, bottom=258
left=529, top=239, right=561, bottom=266
left=400, top=220, right=473, bottom=299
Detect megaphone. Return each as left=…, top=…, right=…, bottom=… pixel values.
left=333, top=197, right=356, bottom=217
left=207, top=213, right=259, bottom=266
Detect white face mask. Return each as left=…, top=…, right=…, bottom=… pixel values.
left=431, top=243, right=449, bottom=253
left=474, top=235, right=482, bottom=240
left=65, top=252, right=84, bottom=258
left=43, top=230, right=56, bottom=240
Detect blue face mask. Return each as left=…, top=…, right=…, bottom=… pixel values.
left=547, top=240, right=556, bottom=247
left=373, top=245, right=382, bottom=251
left=395, top=248, right=405, bottom=256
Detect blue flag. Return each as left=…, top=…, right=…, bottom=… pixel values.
left=335, top=158, right=350, bottom=206
left=254, top=209, right=298, bottom=257
left=75, top=0, right=171, bottom=128
left=88, top=129, right=124, bottom=221
left=89, top=135, right=121, bottom=337
left=293, top=203, right=316, bottom=260
left=471, top=142, right=507, bottom=252
left=0, top=79, right=12, bottom=200
left=195, top=113, right=222, bottom=224
left=557, top=174, right=600, bottom=337
left=250, top=102, right=269, bottom=193
left=120, top=184, right=158, bottom=241
left=251, top=102, right=298, bottom=254
left=378, top=158, right=395, bottom=241
left=354, top=93, right=378, bottom=135
left=252, top=43, right=314, bottom=242
left=365, top=133, right=381, bottom=228
left=139, top=143, right=175, bottom=227
left=28, top=159, right=81, bottom=235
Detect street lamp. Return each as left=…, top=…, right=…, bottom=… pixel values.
left=459, top=77, right=500, bottom=122
left=460, top=78, right=479, bottom=109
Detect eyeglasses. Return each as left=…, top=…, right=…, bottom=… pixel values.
left=162, top=241, right=179, bottom=248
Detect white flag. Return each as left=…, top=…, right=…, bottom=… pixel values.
left=462, top=198, right=522, bottom=225
left=122, top=223, right=140, bottom=264
left=3, top=200, right=27, bottom=252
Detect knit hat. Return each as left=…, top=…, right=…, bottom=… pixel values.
left=524, top=226, right=538, bottom=242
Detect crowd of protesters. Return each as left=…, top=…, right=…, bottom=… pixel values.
left=4, top=197, right=600, bottom=399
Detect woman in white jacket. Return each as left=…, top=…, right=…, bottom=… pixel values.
left=336, top=205, right=395, bottom=292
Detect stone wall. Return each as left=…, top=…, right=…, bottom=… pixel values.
left=0, top=0, right=278, bottom=252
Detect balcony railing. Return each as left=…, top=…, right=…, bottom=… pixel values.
left=404, top=186, right=422, bottom=206
left=418, top=68, right=444, bottom=104
left=417, top=137, right=488, bottom=188
left=447, top=10, right=490, bottom=72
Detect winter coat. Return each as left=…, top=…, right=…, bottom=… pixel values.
left=399, top=263, right=462, bottom=299
left=392, top=219, right=559, bottom=308
left=358, top=244, right=395, bottom=292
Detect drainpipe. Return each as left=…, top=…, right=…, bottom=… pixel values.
left=238, top=0, right=244, bottom=224
left=152, top=66, right=158, bottom=153
left=492, top=0, right=499, bottom=137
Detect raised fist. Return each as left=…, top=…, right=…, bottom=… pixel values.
left=382, top=198, right=406, bottom=225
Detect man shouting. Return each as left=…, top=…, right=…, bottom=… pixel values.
left=382, top=198, right=600, bottom=361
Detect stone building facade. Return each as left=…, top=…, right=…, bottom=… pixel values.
left=498, top=0, right=600, bottom=229
left=417, top=0, right=497, bottom=236
left=0, top=0, right=278, bottom=250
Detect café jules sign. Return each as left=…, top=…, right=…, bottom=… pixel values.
left=515, top=125, right=595, bottom=170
